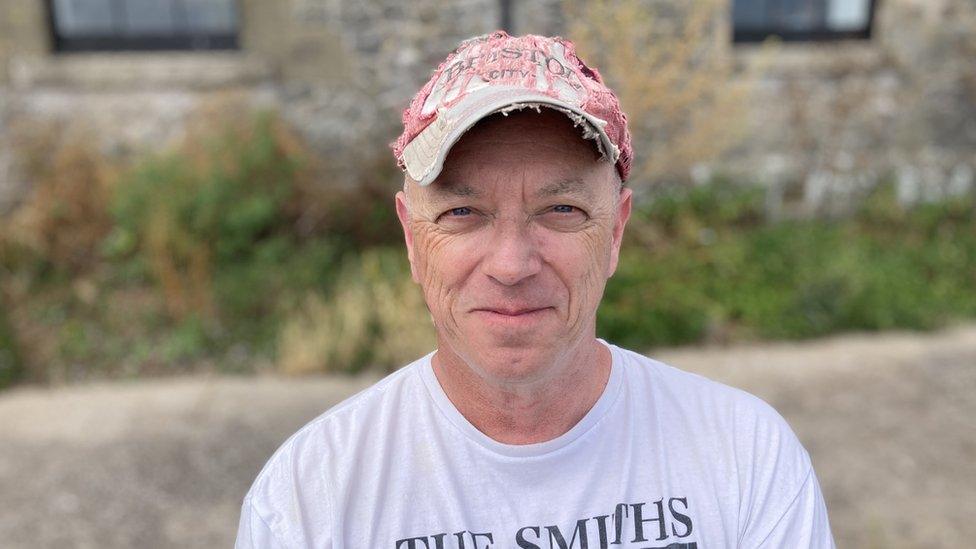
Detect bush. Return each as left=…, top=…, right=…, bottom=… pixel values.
left=277, top=247, right=435, bottom=375
left=598, top=179, right=976, bottom=348
left=0, top=296, right=23, bottom=389
left=109, top=111, right=309, bottom=321
left=0, top=103, right=420, bottom=385
left=4, top=100, right=974, bottom=386
left=0, top=121, right=116, bottom=275
left=1, top=103, right=417, bottom=385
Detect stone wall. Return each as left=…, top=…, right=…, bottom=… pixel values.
left=727, top=0, right=976, bottom=216
left=0, top=0, right=973, bottom=215
left=0, top=0, right=505, bottom=211
left=0, top=0, right=48, bottom=212
left=269, top=0, right=500, bottom=162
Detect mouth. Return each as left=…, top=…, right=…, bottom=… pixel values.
left=474, top=306, right=552, bottom=316
left=469, top=307, right=556, bottom=330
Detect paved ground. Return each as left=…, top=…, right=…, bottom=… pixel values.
left=1, top=324, right=974, bottom=548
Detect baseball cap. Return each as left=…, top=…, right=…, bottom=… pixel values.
left=392, top=30, right=633, bottom=186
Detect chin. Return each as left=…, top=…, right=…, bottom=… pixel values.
left=463, top=337, right=561, bottom=383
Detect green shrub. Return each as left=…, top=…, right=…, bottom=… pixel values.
left=110, top=111, right=306, bottom=321
left=1, top=106, right=413, bottom=385
left=6, top=106, right=976, bottom=386
left=0, top=297, right=23, bottom=388
left=598, top=180, right=976, bottom=349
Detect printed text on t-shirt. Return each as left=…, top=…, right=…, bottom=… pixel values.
left=395, top=498, right=696, bottom=548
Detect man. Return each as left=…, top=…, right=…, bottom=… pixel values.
left=237, top=31, right=834, bottom=548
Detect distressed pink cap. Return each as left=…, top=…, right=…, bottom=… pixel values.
left=392, top=31, right=633, bottom=186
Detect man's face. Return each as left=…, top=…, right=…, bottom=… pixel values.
left=395, top=109, right=632, bottom=383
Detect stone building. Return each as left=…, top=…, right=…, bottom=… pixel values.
left=0, top=0, right=973, bottom=215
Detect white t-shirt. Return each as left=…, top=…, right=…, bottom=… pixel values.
left=236, top=341, right=835, bottom=548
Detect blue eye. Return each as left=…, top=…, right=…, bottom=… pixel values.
left=449, top=207, right=472, bottom=216
left=552, top=205, right=576, bottom=213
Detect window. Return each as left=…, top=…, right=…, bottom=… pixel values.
left=732, top=0, right=876, bottom=43
left=48, top=0, right=239, bottom=52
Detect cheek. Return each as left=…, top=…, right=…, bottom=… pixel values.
left=411, top=228, right=479, bottom=306
left=541, top=228, right=612, bottom=288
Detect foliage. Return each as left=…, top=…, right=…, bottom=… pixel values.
left=0, top=295, right=23, bottom=389
left=3, top=99, right=975, bottom=388
left=109, top=110, right=310, bottom=321
left=277, top=247, right=434, bottom=375
left=0, top=102, right=415, bottom=385
left=0, top=105, right=396, bottom=384
left=286, top=145, right=404, bottom=251
left=598, top=180, right=976, bottom=348
left=0, top=121, right=116, bottom=275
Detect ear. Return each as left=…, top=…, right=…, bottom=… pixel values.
left=395, top=190, right=421, bottom=284
left=606, top=186, right=632, bottom=278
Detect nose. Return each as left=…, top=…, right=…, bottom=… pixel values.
left=482, top=220, right=542, bottom=286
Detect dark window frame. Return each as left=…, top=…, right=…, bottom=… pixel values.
left=46, top=0, right=240, bottom=53
left=732, top=0, right=878, bottom=43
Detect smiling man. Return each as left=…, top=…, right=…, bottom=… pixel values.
left=396, top=107, right=628, bottom=447
left=237, top=32, right=835, bottom=548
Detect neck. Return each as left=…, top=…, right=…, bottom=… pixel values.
left=430, top=337, right=612, bottom=445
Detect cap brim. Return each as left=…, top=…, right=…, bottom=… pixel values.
left=402, top=86, right=620, bottom=186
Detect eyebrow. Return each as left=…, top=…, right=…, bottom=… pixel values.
left=427, top=177, right=592, bottom=200
left=429, top=180, right=481, bottom=198
left=536, top=178, right=591, bottom=198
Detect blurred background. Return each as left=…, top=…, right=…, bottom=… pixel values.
left=0, top=0, right=973, bottom=547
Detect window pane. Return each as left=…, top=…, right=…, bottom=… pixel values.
left=775, top=0, right=825, bottom=31
left=827, top=0, right=870, bottom=31
left=122, top=0, right=177, bottom=34
left=53, top=0, right=116, bottom=35
left=50, top=0, right=239, bottom=50
left=184, top=0, right=238, bottom=32
left=732, top=0, right=769, bottom=29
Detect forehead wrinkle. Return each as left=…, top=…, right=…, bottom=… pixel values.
left=429, top=175, right=481, bottom=198
left=419, top=179, right=482, bottom=210
left=536, top=178, right=591, bottom=199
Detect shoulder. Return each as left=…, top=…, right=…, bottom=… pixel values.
left=240, top=355, right=431, bottom=542
left=610, top=343, right=826, bottom=541
left=611, top=342, right=813, bottom=479
left=613, top=343, right=793, bottom=427
left=247, top=356, right=428, bottom=491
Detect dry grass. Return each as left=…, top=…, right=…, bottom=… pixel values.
left=277, top=249, right=435, bottom=375
left=143, top=211, right=216, bottom=321
left=0, top=120, right=117, bottom=274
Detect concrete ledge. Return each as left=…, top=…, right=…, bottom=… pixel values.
left=8, top=52, right=274, bottom=91
left=733, top=40, right=886, bottom=77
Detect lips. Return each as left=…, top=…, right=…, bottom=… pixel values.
left=472, top=306, right=552, bottom=316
